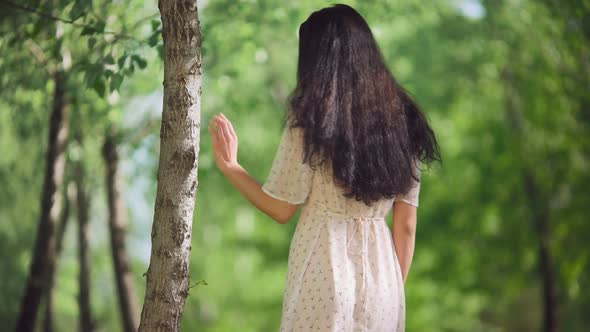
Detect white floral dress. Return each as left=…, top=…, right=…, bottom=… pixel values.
left=262, top=126, right=421, bottom=332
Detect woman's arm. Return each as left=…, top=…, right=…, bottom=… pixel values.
left=208, top=113, right=298, bottom=224
left=392, top=200, right=418, bottom=284
left=220, top=164, right=298, bottom=223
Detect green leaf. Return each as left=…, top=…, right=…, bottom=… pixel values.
left=87, top=37, right=97, bottom=49
left=93, top=78, right=106, bottom=97
left=104, top=54, right=115, bottom=65
left=147, top=32, right=160, bottom=47
left=117, top=53, right=127, bottom=69
left=151, top=19, right=161, bottom=31
left=31, top=21, right=44, bottom=38
left=84, top=64, right=100, bottom=85
left=7, top=35, right=19, bottom=48
left=157, top=45, right=164, bottom=61
left=131, top=55, right=147, bottom=69
left=81, top=26, right=96, bottom=36
left=94, top=21, right=106, bottom=33
left=69, top=0, right=88, bottom=22
left=110, top=73, right=124, bottom=91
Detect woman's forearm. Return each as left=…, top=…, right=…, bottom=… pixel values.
left=392, top=226, right=415, bottom=284
left=392, top=218, right=417, bottom=284
left=221, top=163, right=296, bottom=223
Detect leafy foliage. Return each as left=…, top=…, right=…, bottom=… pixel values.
left=0, top=0, right=589, bottom=331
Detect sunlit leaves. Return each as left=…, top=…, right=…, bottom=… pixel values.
left=147, top=19, right=161, bottom=47
left=69, top=0, right=92, bottom=22
left=130, top=54, right=147, bottom=69
left=1, top=0, right=590, bottom=331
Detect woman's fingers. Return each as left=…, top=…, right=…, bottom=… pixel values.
left=210, top=116, right=224, bottom=139
left=210, top=113, right=235, bottom=149
left=213, top=115, right=230, bottom=145
left=209, top=119, right=223, bottom=157
left=213, top=117, right=228, bottom=148
left=219, top=119, right=232, bottom=145
left=221, top=113, right=237, bottom=139
left=209, top=113, right=239, bottom=171
left=208, top=121, right=219, bottom=147
left=212, top=115, right=232, bottom=160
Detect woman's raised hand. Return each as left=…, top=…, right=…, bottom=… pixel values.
left=208, top=112, right=240, bottom=173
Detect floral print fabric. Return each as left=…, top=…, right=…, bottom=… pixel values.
left=262, top=126, right=421, bottom=331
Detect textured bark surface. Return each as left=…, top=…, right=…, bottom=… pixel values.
left=75, top=156, right=94, bottom=332
left=16, top=70, right=69, bottom=332
left=43, top=183, right=72, bottom=332
left=138, top=0, right=202, bottom=331
left=103, top=134, right=140, bottom=332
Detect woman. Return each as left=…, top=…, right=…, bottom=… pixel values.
left=208, top=4, right=441, bottom=331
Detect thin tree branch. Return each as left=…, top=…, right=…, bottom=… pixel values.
left=25, top=39, right=56, bottom=75
left=0, top=0, right=148, bottom=44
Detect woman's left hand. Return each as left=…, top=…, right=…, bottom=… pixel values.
left=208, top=112, right=240, bottom=173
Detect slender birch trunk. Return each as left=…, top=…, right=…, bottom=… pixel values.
left=16, top=70, right=69, bottom=332
left=74, top=145, right=94, bottom=332
left=503, top=67, right=558, bottom=332
left=43, top=182, right=73, bottom=332
left=138, top=0, right=202, bottom=330
left=102, top=133, right=140, bottom=332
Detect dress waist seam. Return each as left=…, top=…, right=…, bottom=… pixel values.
left=305, top=207, right=386, bottom=221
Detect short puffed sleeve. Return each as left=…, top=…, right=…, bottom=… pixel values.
left=395, top=159, right=422, bottom=207
left=262, top=126, right=313, bottom=205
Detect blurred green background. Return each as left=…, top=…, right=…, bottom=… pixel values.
left=1, top=0, right=589, bottom=331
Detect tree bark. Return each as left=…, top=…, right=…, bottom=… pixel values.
left=43, top=182, right=73, bottom=332
left=16, top=70, right=69, bottom=332
left=74, top=156, right=94, bottom=332
left=503, top=67, right=558, bottom=332
left=102, top=133, right=140, bottom=332
left=138, top=0, right=202, bottom=330
left=524, top=171, right=558, bottom=332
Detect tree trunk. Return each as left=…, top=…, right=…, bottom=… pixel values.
left=524, top=171, right=558, bottom=332
left=43, top=182, right=73, bottom=332
left=74, top=157, right=94, bottom=332
left=16, top=70, right=69, bottom=332
left=102, top=133, right=140, bottom=332
left=503, top=67, right=558, bottom=332
left=138, top=0, right=202, bottom=330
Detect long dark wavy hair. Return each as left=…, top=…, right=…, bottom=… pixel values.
left=285, top=4, right=441, bottom=205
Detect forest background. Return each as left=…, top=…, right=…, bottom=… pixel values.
left=1, top=0, right=589, bottom=331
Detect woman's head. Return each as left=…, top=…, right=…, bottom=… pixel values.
left=296, top=4, right=383, bottom=86
left=287, top=4, right=441, bottom=205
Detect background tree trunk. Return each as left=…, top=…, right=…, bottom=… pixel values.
left=16, top=70, right=69, bottom=332
left=138, top=0, right=202, bottom=330
left=74, top=154, right=94, bottom=332
left=503, top=67, right=558, bottom=332
left=524, top=172, right=558, bottom=332
left=43, top=182, right=73, bottom=332
left=102, top=133, right=140, bottom=332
